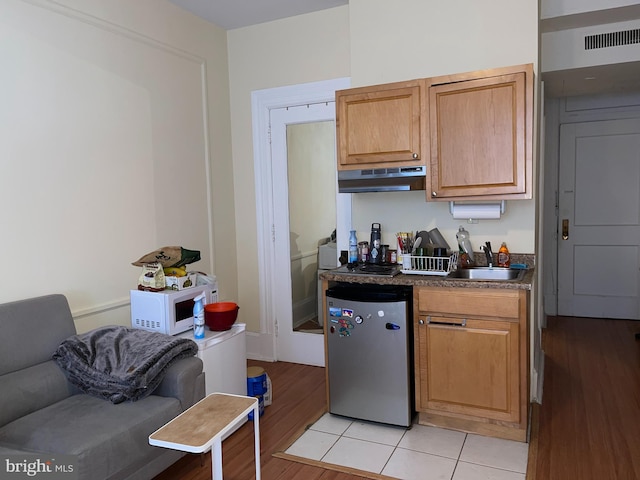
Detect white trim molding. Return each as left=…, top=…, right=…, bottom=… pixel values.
left=249, top=77, right=350, bottom=362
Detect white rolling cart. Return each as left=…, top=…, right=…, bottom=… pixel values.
left=180, top=323, right=247, bottom=396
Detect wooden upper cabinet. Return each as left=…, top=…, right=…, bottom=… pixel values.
left=336, top=80, right=423, bottom=170
left=425, top=64, right=533, bottom=201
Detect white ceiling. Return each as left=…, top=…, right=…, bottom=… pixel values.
left=169, top=0, right=348, bottom=30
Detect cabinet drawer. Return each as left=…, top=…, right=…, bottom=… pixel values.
left=417, top=287, right=521, bottom=319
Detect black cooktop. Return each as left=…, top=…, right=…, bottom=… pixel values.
left=331, top=263, right=402, bottom=277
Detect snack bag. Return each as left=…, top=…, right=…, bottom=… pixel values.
left=132, top=247, right=201, bottom=268
left=138, top=262, right=165, bottom=291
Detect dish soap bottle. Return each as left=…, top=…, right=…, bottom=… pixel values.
left=193, top=292, right=206, bottom=339
left=498, top=242, right=510, bottom=268
left=348, top=230, right=358, bottom=264
left=456, top=226, right=474, bottom=266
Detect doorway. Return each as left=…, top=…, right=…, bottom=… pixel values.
left=270, top=103, right=337, bottom=365
left=251, top=78, right=351, bottom=366
left=557, top=118, right=640, bottom=319
left=543, top=93, right=640, bottom=320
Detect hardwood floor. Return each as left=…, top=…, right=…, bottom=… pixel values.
left=293, top=318, right=323, bottom=333
left=529, top=316, right=640, bottom=480
left=155, top=316, right=640, bottom=480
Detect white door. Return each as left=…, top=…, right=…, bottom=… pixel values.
left=270, top=102, right=340, bottom=365
left=557, top=118, right=640, bottom=319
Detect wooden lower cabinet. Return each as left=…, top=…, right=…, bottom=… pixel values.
left=414, top=287, right=529, bottom=441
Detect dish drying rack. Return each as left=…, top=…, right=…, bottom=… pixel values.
left=401, top=252, right=458, bottom=276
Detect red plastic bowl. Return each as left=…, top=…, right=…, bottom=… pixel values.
left=204, top=302, right=239, bottom=331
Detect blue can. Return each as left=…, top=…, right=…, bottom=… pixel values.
left=247, top=366, right=267, bottom=420
left=247, top=366, right=267, bottom=396
left=248, top=395, right=264, bottom=421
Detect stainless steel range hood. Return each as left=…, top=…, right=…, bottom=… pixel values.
left=338, top=166, right=426, bottom=193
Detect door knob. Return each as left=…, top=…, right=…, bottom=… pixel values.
left=562, top=219, right=569, bottom=240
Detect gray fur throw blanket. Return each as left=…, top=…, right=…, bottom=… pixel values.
left=53, top=325, right=198, bottom=404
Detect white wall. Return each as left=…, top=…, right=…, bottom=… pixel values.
left=350, top=0, right=538, bottom=86
left=348, top=0, right=539, bottom=256
left=0, top=0, right=234, bottom=332
left=542, top=19, right=640, bottom=72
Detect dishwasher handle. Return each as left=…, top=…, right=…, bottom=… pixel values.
left=420, top=316, right=467, bottom=327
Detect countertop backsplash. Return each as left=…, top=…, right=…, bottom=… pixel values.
left=470, top=252, right=535, bottom=268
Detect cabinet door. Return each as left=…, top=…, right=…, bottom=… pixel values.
left=416, top=315, right=520, bottom=423
left=426, top=65, right=533, bottom=200
left=336, top=81, right=422, bottom=169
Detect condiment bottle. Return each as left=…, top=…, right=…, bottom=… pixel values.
left=456, top=226, right=474, bottom=263
left=358, top=241, right=369, bottom=263
left=498, top=242, right=510, bottom=268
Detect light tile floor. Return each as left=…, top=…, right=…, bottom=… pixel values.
left=285, top=413, right=528, bottom=480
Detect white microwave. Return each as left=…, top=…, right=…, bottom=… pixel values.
left=130, top=284, right=218, bottom=335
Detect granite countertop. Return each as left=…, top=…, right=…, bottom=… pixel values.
left=320, top=253, right=535, bottom=291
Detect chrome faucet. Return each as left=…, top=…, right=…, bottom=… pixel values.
left=481, top=242, right=493, bottom=267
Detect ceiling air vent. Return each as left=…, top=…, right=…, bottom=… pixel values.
left=585, top=28, right=640, bottom=50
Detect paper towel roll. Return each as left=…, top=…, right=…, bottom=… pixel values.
left=450, top=203, right=502, bottom=220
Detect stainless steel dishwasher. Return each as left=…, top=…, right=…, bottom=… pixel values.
left=326, top=282, right=413, bottom=427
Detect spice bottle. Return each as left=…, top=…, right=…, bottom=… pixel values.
left=498, top=242, right=510, bottom=268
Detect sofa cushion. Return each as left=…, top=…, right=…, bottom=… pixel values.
left=0, top=294, right=76, bottom=375
left=0, top=393, right=182, bottom=480
left=0, top=360, right=72, bottom=428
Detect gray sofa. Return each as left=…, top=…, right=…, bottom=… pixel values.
left=0, top=294, right=205, bottom=480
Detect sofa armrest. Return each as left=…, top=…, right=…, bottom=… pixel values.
left=153, top=356, right=205, bottom=410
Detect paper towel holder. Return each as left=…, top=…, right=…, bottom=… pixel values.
left=449, top=201, right=506, bottom=221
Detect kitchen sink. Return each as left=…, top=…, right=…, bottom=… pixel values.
left=447, top=267, right=525, bottom=281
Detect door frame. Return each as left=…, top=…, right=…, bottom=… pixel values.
left=251, top=77, right=351, bottom=363
left=270, top=103, right=338, bottom=365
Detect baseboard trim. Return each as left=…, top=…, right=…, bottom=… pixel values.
left=418, top=411, right=527, bottom=442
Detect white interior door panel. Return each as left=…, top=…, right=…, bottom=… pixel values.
left=558, top=118, right=640, bottom=319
